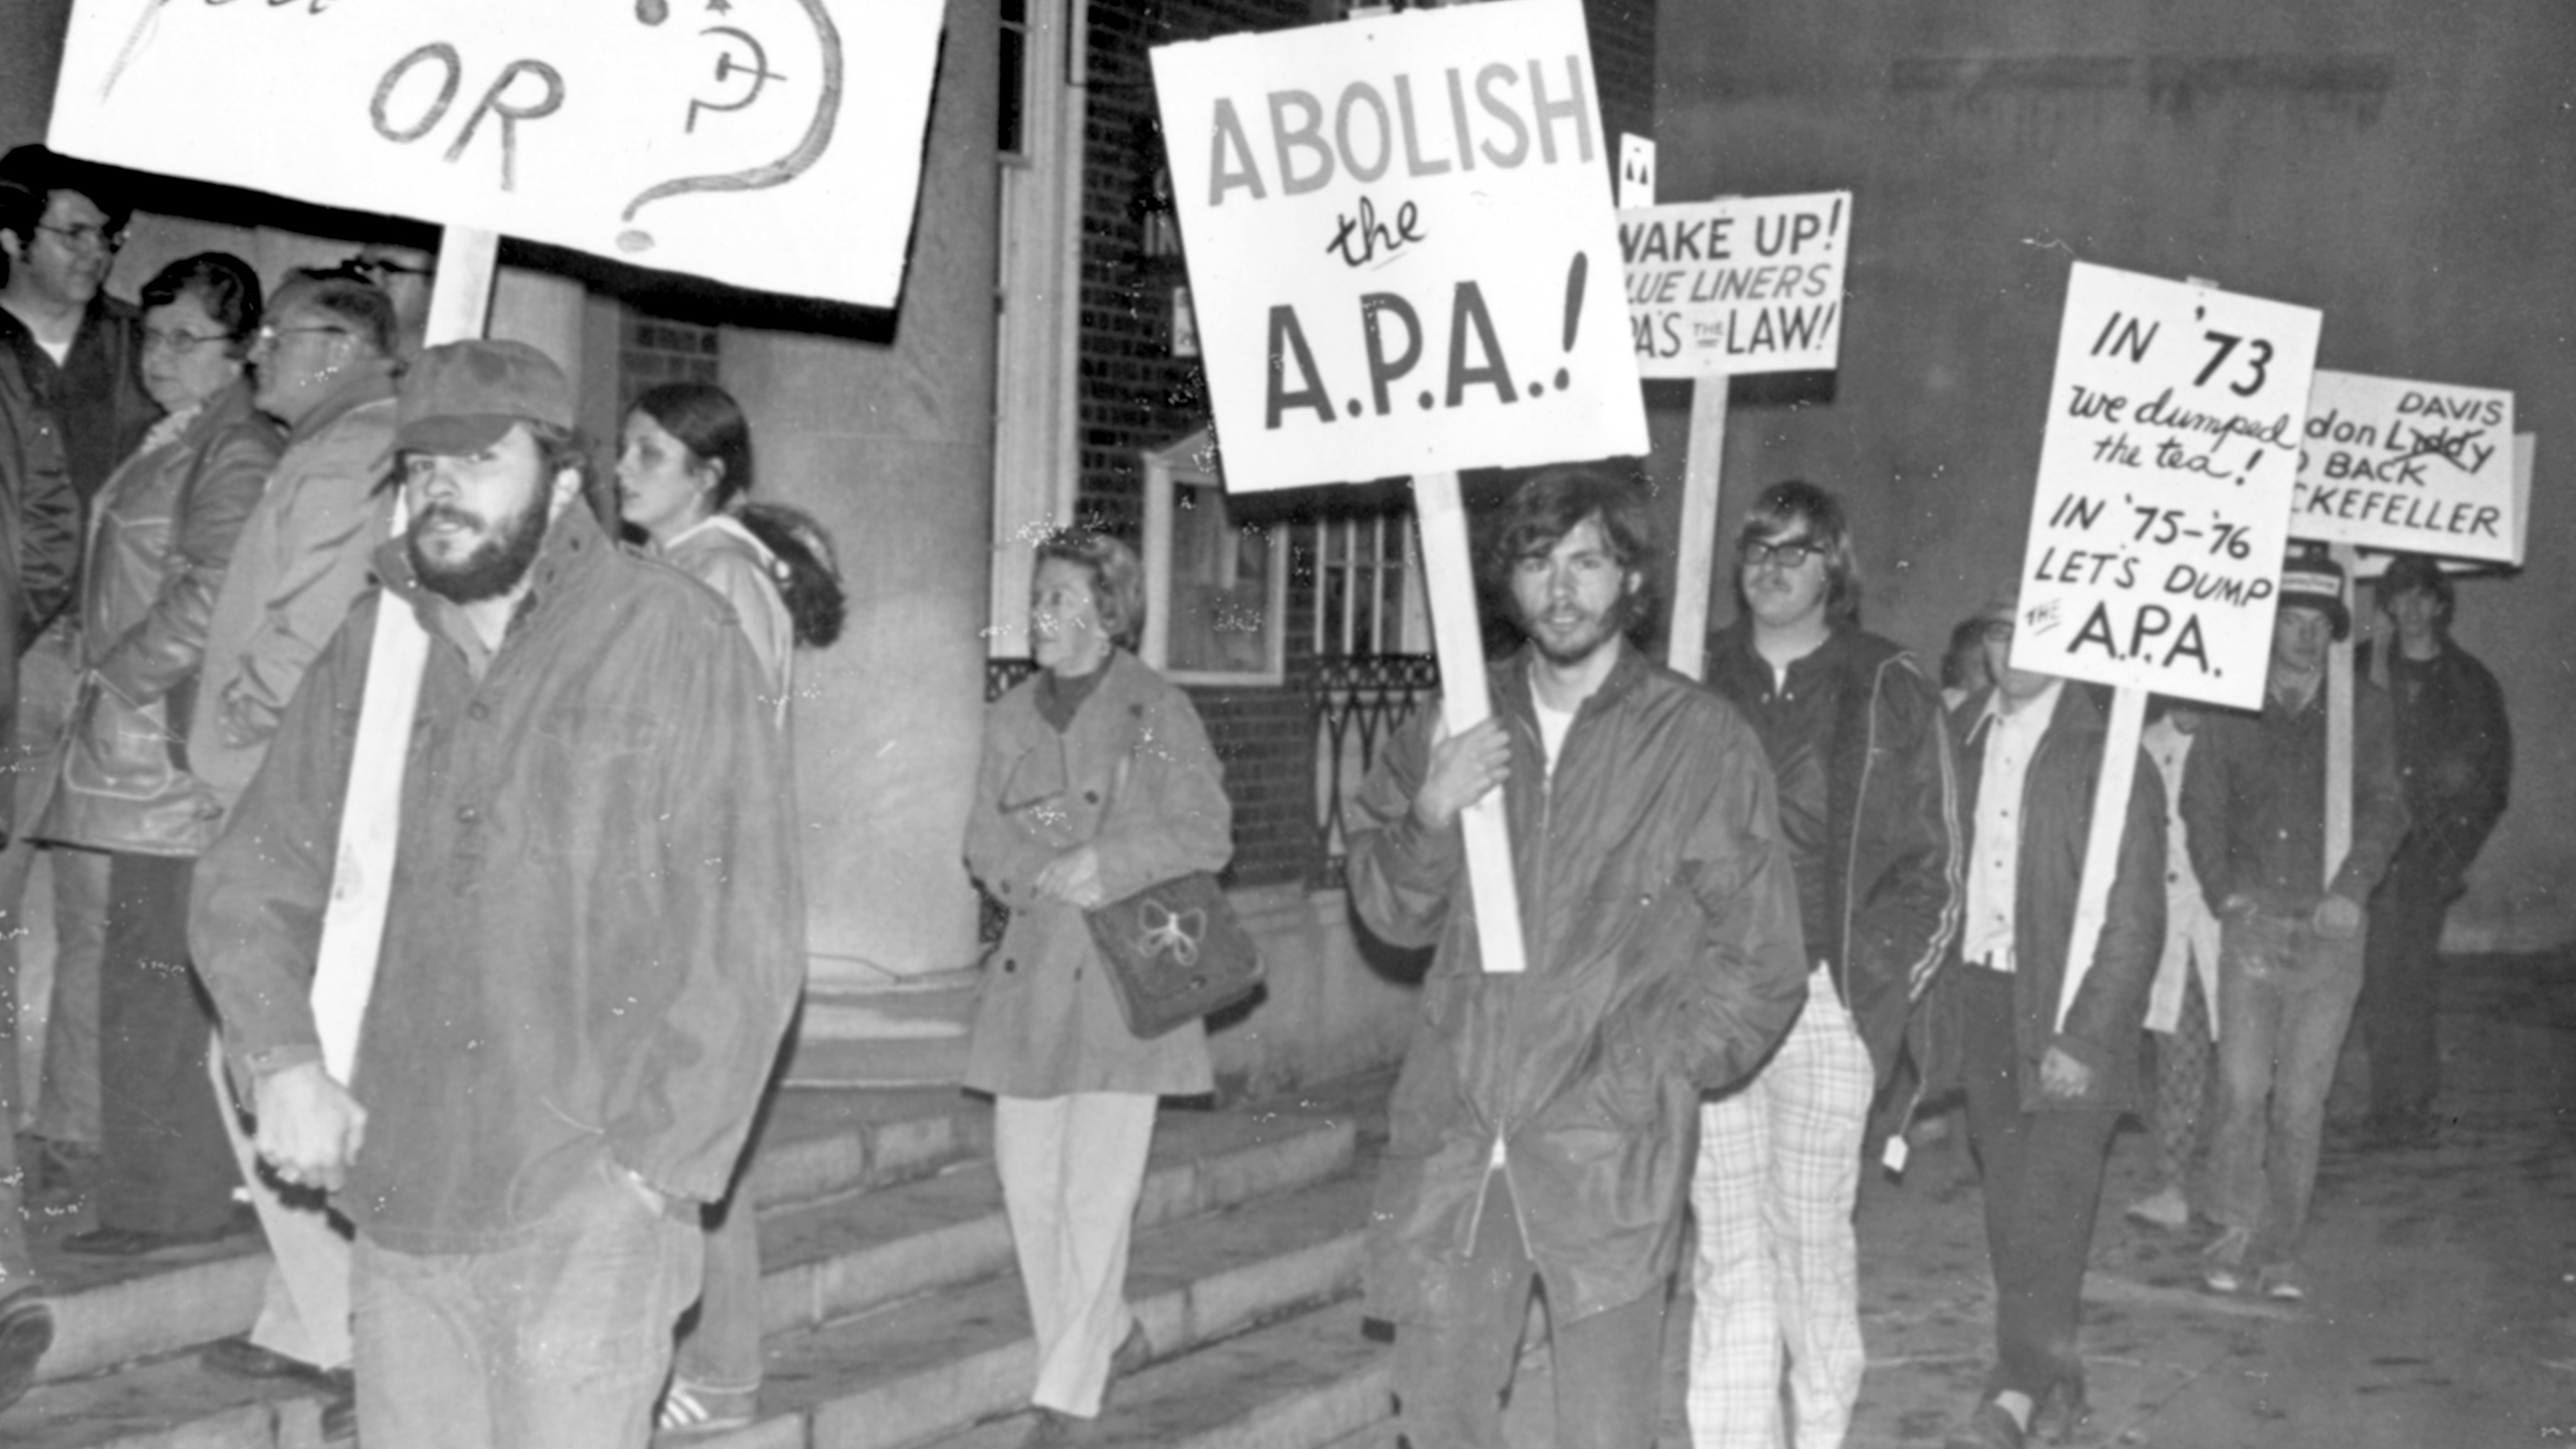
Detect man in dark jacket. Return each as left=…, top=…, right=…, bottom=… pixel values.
left=2356, top=553, right=2508, bottom=1147
left=192, top=341, right=805, bottom=1448
left=2182, top=555, right=2406, bottom=1302
left=1690, top=480, right=1961, bottom=1449
left=1936, top=593, right=2164, bottom=1449
left=1348, top=468, right=1808, bottom=1449
left=0, top=143, right=150, bottom=1409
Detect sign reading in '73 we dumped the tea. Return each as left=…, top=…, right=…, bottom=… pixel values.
left=2015, top=262, right=2322, bottom=712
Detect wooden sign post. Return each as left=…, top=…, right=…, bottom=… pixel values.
left=2014, top=264, right=2321, bottom=1027
left=1616, top=189, right=1853, bottom=678
left=1150, top=0, right=1650, bottom=975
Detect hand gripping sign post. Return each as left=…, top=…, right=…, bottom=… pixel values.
left=2290, top=370, right=2517, bottom=880
left=2013, top=262, right=2321, bottom=1027
left=1618, top=185, right=1852, bottom=675
left=1151, top=0, right=1649, bottom=973
left=50, top=1, right=943, bottom=1079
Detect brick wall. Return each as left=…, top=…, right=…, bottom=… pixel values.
left=619, top=309, right=722, bottom=410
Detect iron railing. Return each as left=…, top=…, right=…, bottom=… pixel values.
left=1307, top=654, right=1440, bottom=891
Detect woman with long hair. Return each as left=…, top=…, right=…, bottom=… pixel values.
left=617, top=381, right=844, bottom=1436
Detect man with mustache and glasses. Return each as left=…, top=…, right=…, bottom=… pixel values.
left=1690, top=480, right=1962, bottom=1449
left=1348, top=467, right=1806, bottom=1449
left=193, top=340, right=803, bottom=1448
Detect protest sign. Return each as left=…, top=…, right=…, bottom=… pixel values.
left=2292, top=371, right=2516, bottom=564
left=1149, top=0, right=1647, bottom=493
left=48, top=0, right=942, bottom=307
left=1621, top=191, right=1851, bottom=377
left=2015, top=262, right=2322, bottom=712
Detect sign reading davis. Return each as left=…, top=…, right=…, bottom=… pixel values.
left=48, top=0, right=944, bottom=308
left=2015, top=262, right=2322, bottom=710
left=1621, top=191, right=1851, bottom=377
left=1148, top=0, right=1646, bottom=493
left=2292, top=370, right=2516, bottom=563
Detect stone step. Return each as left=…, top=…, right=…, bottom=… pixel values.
left=1, top=1098, right=1363, bottom=1448
left=913, top=1300, right=1391, bottom=1449
left=752, top=1107, right=1355, bottom=1340
left=25, top=1086, right=985, bottom=1386
left=697, top=1169, right=1378, bottom=1449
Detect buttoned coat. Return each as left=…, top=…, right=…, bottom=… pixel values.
left=963, top=649, right=1227, bottom=1099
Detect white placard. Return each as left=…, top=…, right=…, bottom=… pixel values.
left=2292, top=371, right=2516, bottom=563
left=2015, top=262, right=2323, bottom=711
left=1621, top=191, right=1851, bottom=377
left=49, top=0, right=943, bottom=308
left=1148, top=0, right=1648, bottom=493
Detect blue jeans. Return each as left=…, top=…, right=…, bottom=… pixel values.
left=351, top=1149, right=704, bottom=1449
left=2207, top=905, right=2366, bottom=1267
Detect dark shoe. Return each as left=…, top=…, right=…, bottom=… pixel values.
left=201, top=1334, right=351, bottom=1395
left=2038, top=1365, right=2090, bottom=1444
left=0, top=1291, right=53, bottom=1415
left=1943, top=1397, right=2028, bottom=1449
left=1108, top=1319, right=1153, bottom=1380
left=1021, top=1408, right=1082, bottom=1448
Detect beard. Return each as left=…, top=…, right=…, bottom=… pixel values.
left=407, top=487, right=553, bottom=605
left=1519, top=600, right=1624, bottom=667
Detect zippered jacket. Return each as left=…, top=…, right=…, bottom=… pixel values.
left=192, top=503, right=806, bottom=1251
left=1348, top=642, right=1808, bottom=1325
left=1703, top=621, right=1962, bottom=1088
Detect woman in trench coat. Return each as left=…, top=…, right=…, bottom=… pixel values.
left=963, top=530, right=1230, bottom=1448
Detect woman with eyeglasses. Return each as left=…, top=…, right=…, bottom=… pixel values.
left=614, top=382, right=846, bottom=1437
left=41, top=252, right=282, bottom=1256
left=962, top=530, right=1231, bottom=1448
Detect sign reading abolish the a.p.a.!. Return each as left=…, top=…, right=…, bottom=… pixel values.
left=1621, top=191, right=1851, bottom=377
left=47, top=0, right=941, bottom=308
left=2015, top=262, right=2322, bottom=711
left=2292, top=371, right=2517, bottom=565
left=1148, top=0, right=1646, bottom=493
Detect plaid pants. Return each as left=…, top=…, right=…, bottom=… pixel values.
left=1688, top=968, right=1875, bottom=1449
left=2149, top=969, right=2215, bottom=1197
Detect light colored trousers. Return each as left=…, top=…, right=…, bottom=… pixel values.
left=211, top=1028, right=354, bottom=1370
left=1688, top=967, right=1874, bottom=1449
left=994, top=1091, right=1156, bottom=1419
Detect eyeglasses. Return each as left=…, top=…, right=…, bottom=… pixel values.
left=36, top=220, right=125, bottom=254
left=349, top=255, right=434, bottom=283
left=1980, top=619, right=2016, bottom=643
left=1739, top=536, right=1822, bottom=570
left=142, top=328, right=232, bottom=356
left=254, top=323, right=351, bottom=349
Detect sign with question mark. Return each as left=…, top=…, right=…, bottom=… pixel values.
left=1148, top=0, right=1646, bottom=494
left=48, top=0, right=942, bottom=307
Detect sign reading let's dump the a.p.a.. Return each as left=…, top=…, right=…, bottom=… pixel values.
left=1149, top=0, right=1646, bottom=493
left=2015, top=263, right=2322, bottom=711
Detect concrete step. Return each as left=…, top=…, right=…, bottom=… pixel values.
left=24, top=1086, right=986, bottom=1386
left=1, top=1096, right=1364, bottom=1448
left=696, top=1169, right=1378, bottom=1449
left=913, top=1300, right=1391, bottom=1449
left=752, top=1106, right=1355, bottom=1339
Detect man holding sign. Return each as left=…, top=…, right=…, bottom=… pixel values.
left=2180, top=556, right=2406, bottom=1302
left=194, top=341, right=804, bottom=1446
left=1346, top=470, right=1806, bottom=1449
left=1933, top=591, right=2164, bottom=1449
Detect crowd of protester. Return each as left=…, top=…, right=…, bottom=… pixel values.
left=0, top=144, right=2512, bottom=1449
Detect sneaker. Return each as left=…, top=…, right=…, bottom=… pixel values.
left=2124, top=1185, right=2192, bottom=1231
left=2201, top=1225, right=2253, bottom=1294
left=0, top=1291, right=53, bottom=1415
left=2258, top=1264, right=2306, bottom=1302
left=656, top=1380, right=758, bottom=1437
